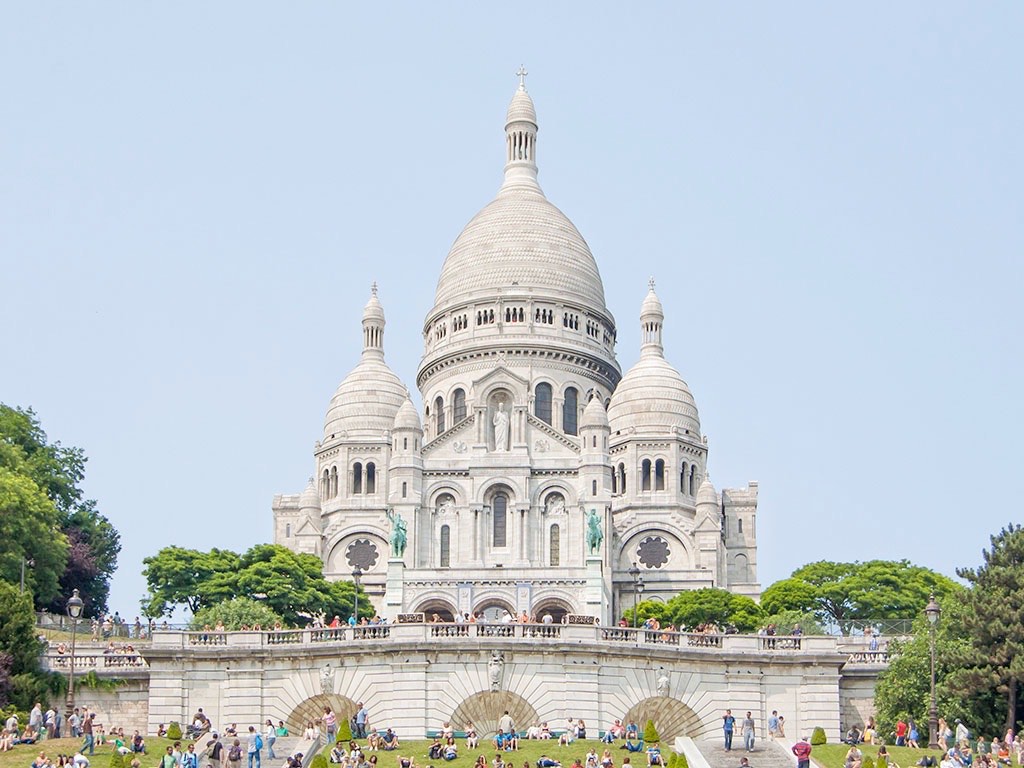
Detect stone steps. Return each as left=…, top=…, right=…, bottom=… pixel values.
left=697, top=739, right=796, bottom=768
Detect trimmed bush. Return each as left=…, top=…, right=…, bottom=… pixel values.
left=311, top=754, right=329, bottom=768
left=109, top=751, right=125, bottom=768
left=643, top=719, right=660, bottom=743
left=678, top=753, right=689, bottom=768
left=810, top=727, right=827, bottom=746
left=167, top=721, right=183, bottom=740
left=338, top=718, right=352, bottom=742
left=877, top=757, right=888, bottom=768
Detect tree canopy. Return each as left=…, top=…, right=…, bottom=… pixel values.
left=143, top=543, right=371, bottom=625
left=628, top=588, right=764, bottom=632
left=189, top=597, right=283, bottom=630
left=0, top=404, right=120, bottom=614
left=760, top=559, right=958, bottom=631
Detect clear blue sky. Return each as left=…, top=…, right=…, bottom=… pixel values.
left=2, top=4, right=1021, bottom=618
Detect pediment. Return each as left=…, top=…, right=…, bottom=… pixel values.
left=470, top=364, right=529, bottom=394
left=295, top=515, right=320, bottom=536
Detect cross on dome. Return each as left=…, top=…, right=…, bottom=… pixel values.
left=516, top=65, right=528, bottom=89
left=649, top=277, right=656, bottom=290
left=371, top=281, right=378, bottom=296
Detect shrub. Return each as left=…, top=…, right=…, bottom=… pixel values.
left=877, top=757, right=888, bottom=768
left=338, top=718, right=352, bottom=742
left=643, top=720, right=660, bottom=743
left=167, top=721, right=183, bottom=740
left=109, top=751, right=125, bottom=768
left=810, top=727, right=827, bottom=746
left=311, top=754, right=329, bottom=768
left=678, top=753, right=689, bottom=768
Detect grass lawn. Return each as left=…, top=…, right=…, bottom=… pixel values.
left=319, top=738, right=664, bottom=768
left=811, top=743, right=942, bottom=768
left=0, top=737, right=187, bottom=768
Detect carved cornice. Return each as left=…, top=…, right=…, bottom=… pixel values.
left=422, top=413, right=477, bottom=453
left=417, top=345, right=620, bottom=391
left=525, top=413, right=581, bottom=453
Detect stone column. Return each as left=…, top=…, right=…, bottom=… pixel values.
left=385, top=558, right=405, bottom=620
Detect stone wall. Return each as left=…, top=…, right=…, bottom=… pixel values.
left=60, top=679, right=150, bottom=735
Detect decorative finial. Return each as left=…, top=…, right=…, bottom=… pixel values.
left=649, top=276, right=656, bottom=291
left=516, top=65, right=528, bottom=90
left=371, top=281, right=378, bottom=296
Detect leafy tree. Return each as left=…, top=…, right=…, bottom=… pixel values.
left=0, top=581, right=55, bottom=709
left=762, top=609, right=823, bottom=635
left=0, top=468, right=68, bottom=606
left=142, top=546, right=241, bottom=616
left=666, top=588, right=764, bottom=632
left=0, top=404, right=120, bottom=614
left=952, top=524, right=1024, bottom=732
left=761, top=560, right=958, bottom=633
left=190, top=598, right=284, bottom=630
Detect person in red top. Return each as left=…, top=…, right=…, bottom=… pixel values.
left=792, top=738, right=812, bottom=768
left=895, top=720, right=908, bottom=747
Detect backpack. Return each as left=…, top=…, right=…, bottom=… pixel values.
left=229, top=746, right=242, bottom=762
left=255, top=735, right=263, bottom=751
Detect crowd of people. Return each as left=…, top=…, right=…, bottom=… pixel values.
left=842, top=717, right=1024, bottom=768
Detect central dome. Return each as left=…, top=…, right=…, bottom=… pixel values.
left=429, top=82, right=609, bottom=319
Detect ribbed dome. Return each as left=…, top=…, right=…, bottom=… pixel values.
left=433, top=190, right=607, bottom=311
left=696, top=473, right=717, bottom=508
left=506, top=87, right=537, bottom=125
left=608, top=356, right=701, bottom=436
left=324, top=358, right=408, bottom=440
left=299, top=478, right=321, bottom=511
left=393, top=397, right=422, bottom=431
left=580, top=393, right=609, bottom=429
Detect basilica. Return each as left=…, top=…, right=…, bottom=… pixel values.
left=272, top=78, right=760, bottom=624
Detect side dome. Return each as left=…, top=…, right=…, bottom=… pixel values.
left=580, top=393, right=609, bottom=430
left=299, top=478, right=321, bottom=512
left=323, top=286, right=409, bottom=440
left=393, top=397, right=422, bottom=431
left=608, top=281, right=701, bottom=437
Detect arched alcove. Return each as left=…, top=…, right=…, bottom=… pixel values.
left=450, top=690, right=538, bottom=738
left=623, top=697, right=701, bottom=741
left=286, top=693, right=358, bottom=734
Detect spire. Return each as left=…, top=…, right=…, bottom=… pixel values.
left=639, top=279, right=665, bottom=358
left=503, top=67, right=540, bottom=191
left=361, top=283, right=386, bottom=358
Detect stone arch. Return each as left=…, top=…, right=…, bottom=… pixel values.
left=474, top=595, right=516, bottom=621
left=286, top=693, right=357, bottom=734
left=450, top=690, right=539, bottom=738
left=531, top=596, right=574, bottom=623
left=623, top=696, right=701, bottom=741
left=414, top=597, right=458, bottom=622
left=618, top=528, right=691, bottom=571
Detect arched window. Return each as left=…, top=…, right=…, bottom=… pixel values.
left=453, top=388, right=467, bottom=422
left=611, top=467, right=618, bottom=495
left=592, top=479, right=598, bottom=496
left=285, top=523, right=291, bottom=538
left=618, top=463, right=626, bottom=494
left=535, top=382, right=553, bottom=424
left=563, top=387, right=579, bottom=435
left=681, top=462, right=688, bottom=494
left=366, top=462, right=376, bottom=494
left=401, top=482, right=407, bottom=498
left=655, top=459, right=666, bottom=491
left=352, top=462, right=363, bottom=495
left=435, top=395, right=445, bottom=434
left=330, top=466, right=338, bottom=497
left=738, top=517, right=743, bottom=534
left=492, top=492, right=508, bottom=547
left=321, top=469, right=329, bottom=498
left=550, top=525, right=560, bottom=566
left=440, top=525, right=451, bottom=568
left=689, top=466, right=697, bottom=496
left=641, top=459, right=652, bottom=491
left=403, top=437, right=408, bottom=450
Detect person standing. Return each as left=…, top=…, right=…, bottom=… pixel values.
left=723, top=710, right=736, bottom=751
left=180, top=743, right=199, bottom=768
left=324, top=708, right=337, bottom=745
left=355, top=704, right=368, bottom=740
left=264, top=721, right=277, bottom=760
left=207, top=734, right=224, bottom=768
left=82, top=713, right=95, bottom=756
left=161, top=747, right=177, bottom=768
left=29, top=704, right=43, bottom=739
left=767, top=712, right=779, bottom=740
left=742, top=713, right=756, bottom=753
left=955, top=720, right=970, bottom=746
left=247, top=726, right=262, bottom=768
left=792, top=738, right=812, bottom=768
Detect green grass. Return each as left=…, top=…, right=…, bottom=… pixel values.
left=810, top=743, right=943, bottom=768
left=0, top=737, right=188, bottom=768
left=319, top=738, right=663, bottom=768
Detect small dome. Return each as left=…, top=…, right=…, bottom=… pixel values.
left=299, top=478, right=321, bottom=512
left=580, top=394, right=609, bottom=429
left=640, top=283, right=664, bottom=320
left=696, top=473, right=717, bottom=508
left=324, top=357, right=409, bottom=440
left=506, top=86, right=537, bottom=125
left=363, top=286, right=385, bottom=322
left=393, top=397, right=422, bottom=431
left=608, top=356, right=700, bottom=436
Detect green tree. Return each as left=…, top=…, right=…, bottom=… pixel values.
left=761, top=560, right=958, bottom=632
left=0, top=404, right=120, bottom=614
left=0, top=580, right=54, bottom=709
left=142, top=546, right=242, bottom=616
left=0, top=468, right=68, bottom=606
left=762, top=609, right=823, bottom=635
left=664, top=588, right=764, bottom=632
left=190, top=597, right=284, bottom=630
left=952, top=524, right=1024, bottom=732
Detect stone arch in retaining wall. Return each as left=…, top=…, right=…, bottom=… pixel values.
left=450, top=690, right=538, bottom=738
left=624, top=697, right=701, bottom=741
left=286, top=693, right=358, bottom=734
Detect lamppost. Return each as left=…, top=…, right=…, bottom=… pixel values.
left=351, top=565, right=363, bottom=627
left=925, top=594, right=941, bottom=749
left=628, top=563, right=641, bottom=629
left=64, top=589, right=84, bottom=727
left=20, top=557, right=34, bottom=595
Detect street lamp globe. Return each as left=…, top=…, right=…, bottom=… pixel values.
left=67, top=589, right=84, bottom=619
left=925, top=594, right=941, bottom=625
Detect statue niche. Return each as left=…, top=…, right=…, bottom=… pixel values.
left=487, top=391, right=514, bottom=452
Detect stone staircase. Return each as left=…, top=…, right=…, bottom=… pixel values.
left=264, top=736, right=315, bottom=763
left=695, top=739, right=796, bottom=768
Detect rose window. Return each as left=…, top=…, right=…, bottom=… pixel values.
left=637, top=536, right=670, bottom=569
left=346, top=539, right=379, bottom=571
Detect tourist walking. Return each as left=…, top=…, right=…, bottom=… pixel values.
left=792, top=738, right=812, bottom=768
left=247, top=726, right=262, bottom=768
left=767, top=712, right=779, bottom=740
left=742, top=713, right=756, bottom=752
left=264, top=721, right=277, bottom=760
left=723, top=710, right=736, bottom=751
left=82, top=713, right=95, bottom=756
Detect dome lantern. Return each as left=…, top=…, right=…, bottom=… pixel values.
left=503, top=66, right=539, bottom=190
left=640, top=278, right=666, bottom=359
left=362, top=282, right=386, bottom=359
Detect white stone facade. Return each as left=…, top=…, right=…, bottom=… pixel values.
left=272, top=79, right=760, bottom=623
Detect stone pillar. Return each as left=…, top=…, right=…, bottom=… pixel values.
left=385, top=558, right=405, bottom=619
left=585, top=556, right=604, bottom=618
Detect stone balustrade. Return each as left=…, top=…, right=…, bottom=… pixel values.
left=148, top=624, right=846, bottom=655
left=42, top=652, right=148, bottom=672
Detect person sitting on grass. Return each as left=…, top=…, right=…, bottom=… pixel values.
left=131, top=731, right=146, bottom=754
left=443, top=741, right=458, bottom=761
left=537, top=756, right=562, bottom=768
left=367, top=732, right=381, bottom=751
left=845, top=745, right=863, bottom=768
left=466, top=723, right=479, bottom=750
left=623, top=737, right=644, bottom=754
left=646, top=744, right=662, bottom=768
left=330, top=744, right=345, bottom=763
left=429, top=738, right=444, bottom=760
left=380, top=729, right=399, bottom=750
